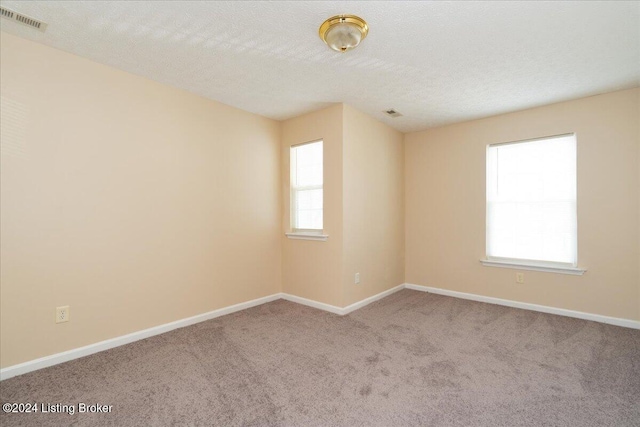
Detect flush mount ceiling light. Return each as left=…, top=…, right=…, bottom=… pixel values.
left=319, top=15, right=369, bottom=53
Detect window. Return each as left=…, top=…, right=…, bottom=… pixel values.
left=484, top=133, right=583, bottom=274
left=289, top=140, right=324, bottom=237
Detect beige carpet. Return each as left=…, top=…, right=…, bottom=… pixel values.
left=1, top=289, right=639, bottom=426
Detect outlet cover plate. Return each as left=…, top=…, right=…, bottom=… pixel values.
left=56, top=306, right=70, bottom=323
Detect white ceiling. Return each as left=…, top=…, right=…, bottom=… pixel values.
left=1, top=1, right=639, bottom=133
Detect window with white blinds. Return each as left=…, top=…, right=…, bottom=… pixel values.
left=291, top=140, right=323, bottom=232
left=486, top=134, right=577, bottom=267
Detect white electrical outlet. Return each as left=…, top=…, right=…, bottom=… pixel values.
left=55, top=306, right=70, bottom=323
left=516, top=273, right=525, bottom=284
left=355, top=273, right=361, bottom=284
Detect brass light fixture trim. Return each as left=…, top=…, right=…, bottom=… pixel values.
left=319, top=15, right=369, bottom=52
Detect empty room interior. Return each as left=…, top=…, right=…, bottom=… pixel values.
left=1, top=1, right=639, bottom=426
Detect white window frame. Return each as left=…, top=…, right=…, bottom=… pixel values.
left=481, top=133, right=585, bottom=275
left=286, top=140, right=328, bottom=241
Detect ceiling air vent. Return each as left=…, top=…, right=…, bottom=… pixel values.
left=384, top=109, right=402, bottom=118
left=0, top=7, right=47, bottom=32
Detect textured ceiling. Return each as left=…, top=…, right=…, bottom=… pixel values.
left=1, top=1, right=639, bottom=132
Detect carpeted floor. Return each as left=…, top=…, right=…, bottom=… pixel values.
left=1, top=289, right=639, bottom=426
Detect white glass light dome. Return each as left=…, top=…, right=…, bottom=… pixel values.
left=319, top=15, right=369, bottom=53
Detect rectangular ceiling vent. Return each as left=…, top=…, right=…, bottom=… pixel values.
left=384, top=109, right=402, bottom=118
left=0, top=7, right=47, bottom=32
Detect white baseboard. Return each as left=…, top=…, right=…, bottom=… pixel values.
left=280, top=284, right=405, bottom=316
left=341, top=284, right=405, bottom=315
left=4, top=283, right=637, bottom=381
left=404, top=283, right=640, bottom=330
left=0, top=293, right=281, bottom=381
left=279, top=293, right=344, bottom=315
left=1, top=286, right=402, bottom=381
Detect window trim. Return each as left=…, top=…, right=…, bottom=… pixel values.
left=285, top=232, right=329, bottom=241
left=288, top=139, right=326, bottom=240
left=489, top=132, right=576, bottom=148
left=484, top=133, right=583, bottom=274
left=480, top=258, right=586, bottom=275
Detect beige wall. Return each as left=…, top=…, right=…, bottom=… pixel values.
left=281, top=105, right=344, bottom=306
left=281, top=104, right=404, bottom=307
left=0, top=33, right=282, bottom=368
left=405, top=88, right=640, bottom=321
left=342, top=105, right=404, bottom=306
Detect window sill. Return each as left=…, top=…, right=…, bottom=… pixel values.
left=285, top=232, right=329, bottom=242
left=480, top=259, right=586, bottom=275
